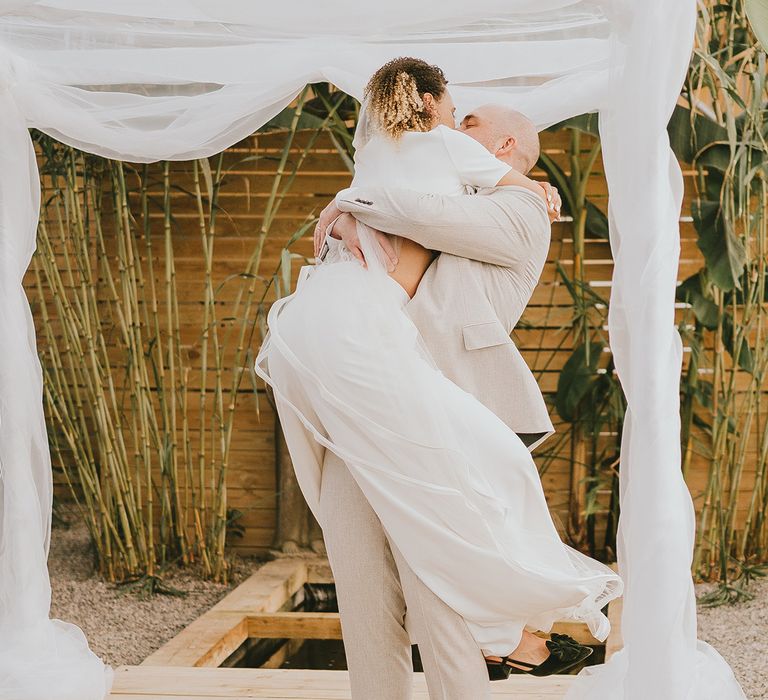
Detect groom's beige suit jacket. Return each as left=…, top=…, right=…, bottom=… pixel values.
left=336, top=183, right=555, bottom=450
left=271, top=184, right=555, bottom=525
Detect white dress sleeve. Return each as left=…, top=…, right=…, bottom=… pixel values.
left=438, top=125, right=513, bottom=188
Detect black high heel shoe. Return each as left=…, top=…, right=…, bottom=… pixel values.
left=485, top=633, right=593, bottom=681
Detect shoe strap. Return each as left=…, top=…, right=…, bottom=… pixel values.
left=503, top=656, right=537, bottom=669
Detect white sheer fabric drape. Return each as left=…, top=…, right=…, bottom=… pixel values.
left=0, top=1, right=746, bottom=698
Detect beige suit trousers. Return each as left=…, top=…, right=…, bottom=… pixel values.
left=318, top=449, right=491, bottom=700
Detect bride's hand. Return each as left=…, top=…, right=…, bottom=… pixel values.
left=537, top=182, right=562, bottom=223
left=496, top=170, right=560, bottom=223
left=314, top=199, right=342, bottom=257
left=333, top=213, right=398, bottom=272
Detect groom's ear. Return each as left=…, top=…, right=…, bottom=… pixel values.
left=496, top=135, right=517, bottom=157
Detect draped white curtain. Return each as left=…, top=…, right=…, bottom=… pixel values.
left=0, top=1, right=747, bottom=698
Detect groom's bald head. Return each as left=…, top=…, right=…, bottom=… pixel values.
left=459, top=104, right=540, bottom=174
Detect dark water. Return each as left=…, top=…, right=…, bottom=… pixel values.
left=223, top=582, right=423, bottom=671
left=279, top=638, right=424, bottom=671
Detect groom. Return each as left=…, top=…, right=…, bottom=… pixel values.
left=313, top=105, right=561, bottom=699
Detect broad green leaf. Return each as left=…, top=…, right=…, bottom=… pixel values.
left=585, top=200, right=609, bottom=239
left=691, top=199, right=747, bottom=291
left=676, top=272, right=720, bottom=329
left=696, top=142, right=732, bottom=172
left=703, top=167, right=725, bottom=201
left=667, top=105, right=728, bottom=164
left=746, top=0, right=768, bottom=51
left=555, top=342, right=604, bottom=423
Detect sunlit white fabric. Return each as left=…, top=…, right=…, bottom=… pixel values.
left=0, top=1, right=747, bottom=699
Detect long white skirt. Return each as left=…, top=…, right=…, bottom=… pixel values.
left=255, top=246, right=623, bottom=657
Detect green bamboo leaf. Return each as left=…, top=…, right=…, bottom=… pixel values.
left=286, top=219, right=316, bottom=248
left=694, top=380, right=714, bottom=411
left=722, top=314, right=755, bottom=374
left=537, top=153, right=576, bottom=215
left=257, top=107, right=327, bottom=132
left=281, top=248, right=292, bottom=296
left=197, top=158, right=213, bottom=202
left=694, top=51, right=748, bottom=110
left=547, top=113, right=599, bottom=136
left=583, top=475, right=604, bottom=516
left=329, top=130, right=355, bottom=173
left=554, top=260, right=579, bottom=303
left=746, top=0, right=768, bottom=51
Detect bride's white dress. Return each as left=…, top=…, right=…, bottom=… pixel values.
left=254, top=124, right=623, bottom=656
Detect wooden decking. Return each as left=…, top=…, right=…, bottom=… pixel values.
left=110, top=666, right=578, bottom=698
left=110, top=557, right=622, bottom=699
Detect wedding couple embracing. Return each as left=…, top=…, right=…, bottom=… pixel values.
left=254, top=56, right=624, bottom=699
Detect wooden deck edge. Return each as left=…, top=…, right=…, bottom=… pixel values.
left=141, top=612, right=248, bottom=667
left=142, top=558, right=309, bottom=667
left=210, top=558, right=310, bottom=615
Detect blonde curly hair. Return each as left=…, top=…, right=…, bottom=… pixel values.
left=364, top=57, right=448, bottom=140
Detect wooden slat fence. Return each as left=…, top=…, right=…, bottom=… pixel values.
left=25, top=128, right=764, bottom=559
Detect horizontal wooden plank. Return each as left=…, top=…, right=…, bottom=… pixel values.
left=210, top=560, right=308, bottom=616
left=246, top=612, right=342, bottom=640
left=111, top=665, right=577, bottom=698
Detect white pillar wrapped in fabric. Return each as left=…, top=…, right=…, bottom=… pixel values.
left=0, top=2, right=747, bottom=698
left=0, top=50, right=115, bottom=699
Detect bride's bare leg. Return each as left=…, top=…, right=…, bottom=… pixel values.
left=484, top=630, right=550, bottom=670
left=388, top=237, right=436, bottom=298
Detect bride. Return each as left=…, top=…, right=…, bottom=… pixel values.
left=254, top=56, right=623, bottom=680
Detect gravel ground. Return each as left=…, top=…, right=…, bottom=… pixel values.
left=696, top=579, right=767, bottom=699
left=48, top=516, right=765, bottom=697
left=48, top=516, right=260, bottom=666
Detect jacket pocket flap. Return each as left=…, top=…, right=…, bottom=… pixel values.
left=462, top=321, right=512, bottom=351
